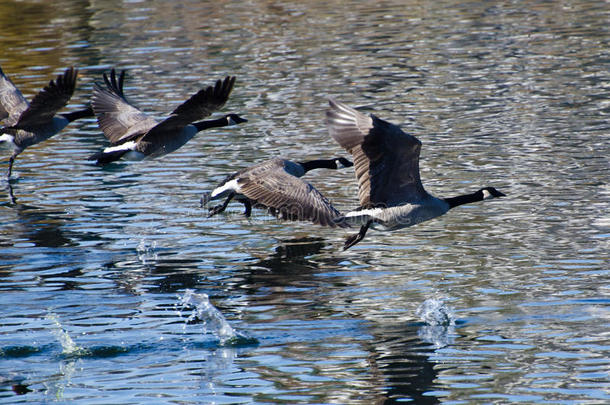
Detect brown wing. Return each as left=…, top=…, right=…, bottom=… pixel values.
left=13, top=67, right=78, bottom=129
left=238, top=159, right=347, bottom=227
left=0, top=66, right=29, bottom=126
left=92, top=69, right=157, bottom=144
left=141, top=76, right=235, bottom=144
left=326, top=98, right=427, bottom=207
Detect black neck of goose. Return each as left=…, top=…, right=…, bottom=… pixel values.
left=61, top=106, right=94, bottom=122
left=298, top=159, right=338, bottom=173
left=444, top=190, right=483, bottom=209
left=193, top=117, right=229, bottom=131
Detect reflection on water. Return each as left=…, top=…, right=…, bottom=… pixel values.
left=365, top=323, right=443, bottom=405
left=1, top=0, right=609, bottom=403
left=1, top=198, right=74, bottom=249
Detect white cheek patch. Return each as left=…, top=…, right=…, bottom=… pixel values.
left=482, top=189, right=493, bottom=200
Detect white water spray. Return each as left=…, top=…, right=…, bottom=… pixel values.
left=178, top=289, right=236, bottom=344
left=416, top=298, right=456, bottom=348
left=45, top=313, right=86, bottom=356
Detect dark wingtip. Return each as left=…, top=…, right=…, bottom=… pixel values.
left=60, top=66, right=78, bottom=91
left=218, top=75, right=236, bottom=99
left=102, top=68, right=126, bottom=97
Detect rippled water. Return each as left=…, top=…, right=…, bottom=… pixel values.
left=1, top=0, right=608, bottom=403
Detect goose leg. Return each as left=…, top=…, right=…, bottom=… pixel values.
left=242, top=199, right=252, bottom=217
left=200, top=192, right=211, bottom=208
left=343, top=220, right=373, bottom=250
left=6, top=154, right=15, bottom=179
left=7, top=182, right=16, bottom=204
left=208, top=193, right=234, bottom=217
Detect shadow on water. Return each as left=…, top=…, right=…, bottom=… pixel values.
left=364, top=321, right=449, bottom=405
left=240, top=238, right=453, bottom=403
left=369, top=299, right=459, bottom=403
left=0, top=376, right=32, bottom=397
left=245, top=236, right=329, bottom=284
left=1, top=183, right=74, bottom=249
left=100, top=253, right=205, bottom=295
left=237, top=236, right=355, bottom=317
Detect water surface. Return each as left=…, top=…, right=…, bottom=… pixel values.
left=1, top=0, right=608, bottom=403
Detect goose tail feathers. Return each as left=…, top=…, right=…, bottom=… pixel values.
left=88, top=149, right=129, bottom=165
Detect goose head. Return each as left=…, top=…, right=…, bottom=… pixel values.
left=479, top=187, right=506, bottom=200
left=334, top=157, right=354, bottom=169
left=226, top=114, right=248, bottom=126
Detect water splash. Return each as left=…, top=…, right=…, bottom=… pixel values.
left=137, top=238, right=158, bottom=264
left=178, top=289, right=254, bottom=346
left=415, top=298, right=457, bottom=348
left=416, top=298, right=456, bottom=327
left=45, top=313, right=89, bottom=357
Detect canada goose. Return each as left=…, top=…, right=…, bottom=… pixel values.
left=203, top=157, right=353, bottom=227
left=89, top=69, right=247, bottom=165
left=326, top=99, right=506, bottom=250
left=0, top=66, right=94, bottom=178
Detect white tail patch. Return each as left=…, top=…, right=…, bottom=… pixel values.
left=339, top=208, right=384, bottom=227
left=345, top=207, right=384, bottom=219
left=0, top=133, right=15, bottom=146
left=103, top=140, right=137, bottom=154
left=210, top=178, right=240, bottom=199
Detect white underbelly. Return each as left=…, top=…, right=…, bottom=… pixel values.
left=342, top=201, right=450, bottom=231
left=123, top=150, right=146, bottom=161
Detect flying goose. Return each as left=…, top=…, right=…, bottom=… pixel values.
left=0, top=66, right=94, bottom=178
left=203, top=157, right=353, bottom=227
left=89, top=69, right=247, bottom=165
left=326, top=99, right=506, bottom=250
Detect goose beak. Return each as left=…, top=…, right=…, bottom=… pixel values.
left=228, top=115, right=248, bottom=125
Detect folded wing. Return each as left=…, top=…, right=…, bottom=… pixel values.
left=238, top=159, right=347, bottom=227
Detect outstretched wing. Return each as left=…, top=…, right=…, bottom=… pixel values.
left=238, top=159, right=347, bottom=227
left=92, top=69, right=157, bottom=144
left=326, top=99, right=427, bottom=207
left=0, top=66, right=29, bottom=126
left=12, top=67, right=78, bottom=129
left=141, top=76, right=235, bottom=143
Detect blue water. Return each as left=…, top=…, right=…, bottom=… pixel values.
left=1, top=0, right=609, bottom=403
